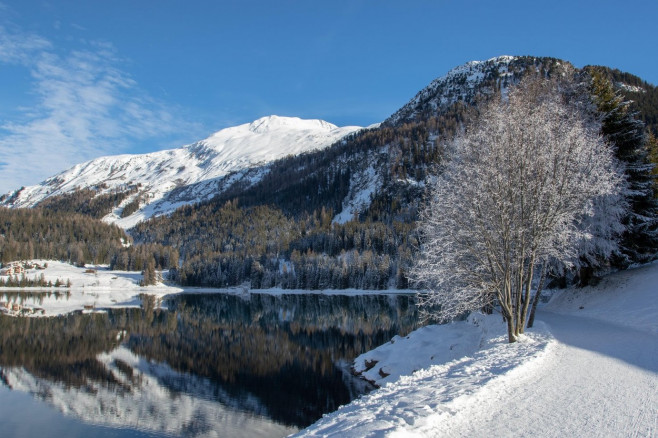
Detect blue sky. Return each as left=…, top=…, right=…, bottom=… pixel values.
left=1, top=0, right=657, bottom=193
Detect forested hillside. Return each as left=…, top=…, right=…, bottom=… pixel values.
left=126, top=57, right=657, bottom=289
left=131, top=109, right=471, bottom=289
left=132, top=200, right=415, bottom=289
left=0, top=208, right=178, bottom=282
left=0, top=207, right=128, bottom=265
left=34, top=185, right=138, bottom=219
left=132, top=57, right=657, bottom=290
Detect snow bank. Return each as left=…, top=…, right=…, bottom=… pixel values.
left=353, top=313, right=497, bottom=387
left=297, top=315, right=552, bottom=437
left=544, top=261, right=658, bottom=333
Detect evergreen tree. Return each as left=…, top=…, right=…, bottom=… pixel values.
left=141, top=258, right=157, bottom=286
left=589, top=70, right=658, bottom=266
left=648, top=132, right=658, bottom=199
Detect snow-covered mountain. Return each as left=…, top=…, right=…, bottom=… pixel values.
left=1, top=115, right=361, bottom=227
left=385, top=55, right=568, bottom=125
left=3, top=56, right=652, bottom=231
left=1, top=56, right=561, bottom=230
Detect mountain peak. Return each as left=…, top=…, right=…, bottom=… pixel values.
left=385, top=55, right=568, bottom=126
left=246, top=115, right=338, bottom=134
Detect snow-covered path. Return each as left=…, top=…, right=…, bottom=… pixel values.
left=297, top=262, right=658, bottom=438
left=423, top=311, right=658, bottom=437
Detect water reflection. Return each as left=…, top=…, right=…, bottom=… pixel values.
left=0, top=293, right=418, bottom=437
left=0, top=289, right=72, bottom=315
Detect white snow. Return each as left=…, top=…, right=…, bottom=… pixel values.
left=616, top=82, right=646, bottom=94
left=295, top=262, right=658, bottom=437
left=333, top=164, right=380, bottom=224
left=2, top=116, right=362, bottom=228
left=543, top=264, right=658, bottom=334
left=0, top=260, right=176, bottom=316
left=352, top=313, right=513, bottom=388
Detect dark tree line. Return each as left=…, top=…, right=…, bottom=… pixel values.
left=0, top=273, right=71, bottom=288
left=0, top=207, right=129, bottom=265
left=120, top=196, right=142, bottom=218
left=136, top=200, right=417, bottom=289
left=109, top=243, right=178, bottom=272
left=586, top=65, right=658, bottom=136
left=132, top=198, right=420, bottom=290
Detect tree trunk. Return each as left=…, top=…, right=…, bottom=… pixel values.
left=578, top=265, right=594, bottom=287
left=506, top=315, right=517, bottom=343
left=519, top=259, right=536, bottom=333
left=527, top=265, right=548, bottom=328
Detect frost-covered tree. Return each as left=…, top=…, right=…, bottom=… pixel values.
left=412, top=77, right=626, bottom=343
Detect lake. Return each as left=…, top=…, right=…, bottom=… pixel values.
left=0, top=292, right=418, bottom=437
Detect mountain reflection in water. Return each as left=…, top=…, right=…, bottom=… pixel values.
left=0, top=292, right=418, bottom=437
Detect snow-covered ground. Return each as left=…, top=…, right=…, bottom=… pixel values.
left=0, top=260, right=177, bottom=316
left=295, top=262, right=658, bottom=437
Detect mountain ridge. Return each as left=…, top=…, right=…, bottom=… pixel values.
left=1, top=115, right=361, bottom=227
left=2, top=55, right=656, bottom=232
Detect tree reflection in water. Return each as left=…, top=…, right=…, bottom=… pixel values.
left=0, top=293, right=418, bottom=433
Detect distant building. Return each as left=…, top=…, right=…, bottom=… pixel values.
left=0, top=264, right=24, bottom=276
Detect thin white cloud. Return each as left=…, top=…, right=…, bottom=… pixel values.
left=0, top=18, right=196, bottom=194
left=0, top=24, right=51, bottom=64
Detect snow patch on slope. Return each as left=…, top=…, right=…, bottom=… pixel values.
left=333, top=164, right=381, bottom=224
left=353, top=313, right=509, bottom=387
left=543, top=261, right=658, bottom=333
left=616, top=82, right=646, bottom=94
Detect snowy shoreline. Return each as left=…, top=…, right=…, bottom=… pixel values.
left=296, top=262, right=658, bottom=437
left=0, top=260, right=413, bottom=317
